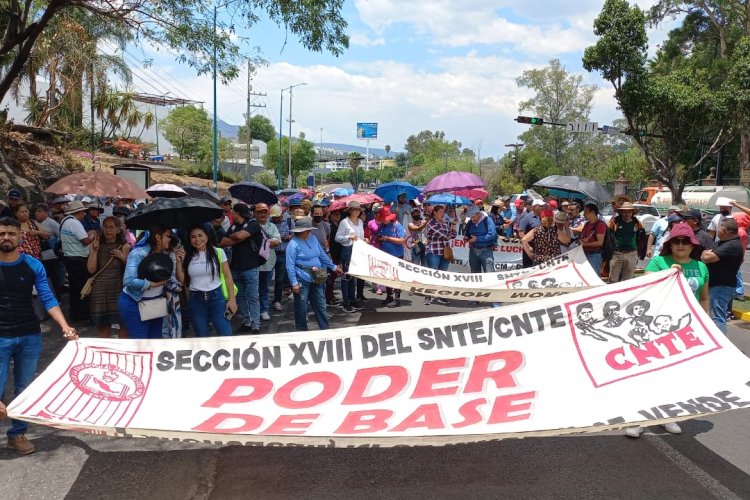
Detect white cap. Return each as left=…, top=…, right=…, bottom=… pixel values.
left=532, top=199, right=546, bottom=207
left=716, top=197, right=735, bottom=207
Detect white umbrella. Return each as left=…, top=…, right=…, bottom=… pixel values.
left=146, top=183, right=188, bottom=198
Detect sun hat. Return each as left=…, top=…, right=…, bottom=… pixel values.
left=348, top=201, right=361, bottom=210
left=663, top=223, right=699, bottom=247
left=616, top=202, right=639, bottom=212
left=269, top=205, right=282, bottom=217
left=554, top=211, right=569, bottom=222
left=87, top=200, right=104, bottom=211
left=493, top=199, right=504, bottom=207
left=466, top=205, right=481, bottom=217
left=668, top=205, right=681, bottom=212
left=64, top=201, right=87, bottom=215
left=291, top=217, right=314, bottom=233
left=137, top=253, right=174, bottom=282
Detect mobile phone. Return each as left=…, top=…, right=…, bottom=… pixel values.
left=224, top=309, right=235, bottom=320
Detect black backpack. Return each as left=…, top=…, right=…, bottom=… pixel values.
left=600, top=220, right=616, bottom=262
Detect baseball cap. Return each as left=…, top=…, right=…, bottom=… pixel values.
left=466, top=205, right=481, bottom=217
left=548, top=200, right=558, bottom=208
left=541, top=209, right=554, bottom=218
left=232, top=203, right=250, bottom=218
left=532, top=199, right=546, bottom=207
left=269, top=205, right=282, bottom=217
left=514, top=199, right=524, bottom=206
left=7, top=189, right=22, bottom=200
left=682, top=208, right=702, bottom=220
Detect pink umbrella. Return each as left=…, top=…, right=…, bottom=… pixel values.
left=452, top=188, right=488, bottom=200
left=45, top=171, right=149, bottom=199
left=424, top=171, right=486, bottom=194
left=329, top=193, right=383, bottom=212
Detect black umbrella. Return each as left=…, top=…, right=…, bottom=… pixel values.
left=183, top=185, right=221, bottom=204
left=277, top=188, right=300, bottom=197
left=532, top=175, right=612, bottom=203
left=125, top=197, right=223, bottom=230
left=229, top=182, right=278, bottom=205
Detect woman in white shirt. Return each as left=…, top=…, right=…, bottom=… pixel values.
left=335, top=201, right=365, bottom=312
left=183, top=225, right=237, bottom=336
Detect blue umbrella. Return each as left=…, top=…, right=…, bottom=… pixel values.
left=286, top=192, right=306, bottom=205
left=332, top=187, right=355, bottom=197
left=374, top=181, right=421, bottom=203
left=424, top=193, right=471, bottom=206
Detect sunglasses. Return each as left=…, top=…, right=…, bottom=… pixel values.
left=671, top=237, right=692, bottom=246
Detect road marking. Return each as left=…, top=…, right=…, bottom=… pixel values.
left=644, top=433, right=742, bottom=500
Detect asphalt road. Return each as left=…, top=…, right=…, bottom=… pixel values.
left=3, top=284, right=750, bottom=500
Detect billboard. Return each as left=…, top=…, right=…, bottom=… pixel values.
left=356, top=122, right=378, bottom=139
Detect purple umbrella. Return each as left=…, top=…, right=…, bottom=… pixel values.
left=424, top=171, right=486, bottom=194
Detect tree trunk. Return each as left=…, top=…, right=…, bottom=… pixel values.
left=740, top=131, right=750, bottom=187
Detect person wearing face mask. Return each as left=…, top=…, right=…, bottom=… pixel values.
left=521, top=209, right=562, bottom=265
left=407, top=207, right=428, bottom=266
left=310, top=203, right=331, bottom=253
left=708, top=198, right=734, bottom=240
left=255, top=203, right=280, bottom=322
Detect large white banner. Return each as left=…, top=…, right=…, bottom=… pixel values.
left=9, top=270, right=750, bottom=447
left=349, top=241, right=604, bottom=302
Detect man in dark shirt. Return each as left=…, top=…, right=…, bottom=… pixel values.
left=0, top=217, right=78, bottom=455
left=1, top=189, right=23, bottom=218
left=607, top=202, right=642, bottom=283
left=702, top=218, right=744, bottom=333
left=519, top=199, right=544, bottom=268
left=220, top=203, right=264, bottom=334
left=682, top=208, right=714, bottom=259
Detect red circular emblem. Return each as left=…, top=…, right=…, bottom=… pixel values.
left=69, top=363, right=145, bottom=402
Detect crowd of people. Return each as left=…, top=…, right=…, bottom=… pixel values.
left=0, top=185, right=747, bottom=453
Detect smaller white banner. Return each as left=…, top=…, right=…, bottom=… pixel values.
left=349, top=241, right=604, bottom=302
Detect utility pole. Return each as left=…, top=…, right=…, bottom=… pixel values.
left=505, top=143, right=524, bottom=179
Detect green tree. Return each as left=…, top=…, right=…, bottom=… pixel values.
left=583, top=0, right=731, bottom=203
left=489, top=164, right=524, bottom=198
left=238, top=115, right=276, bottom=144
left=515, top=59, right=598, bottom=173
left=254, top=169, right=278, bottom=189
left=161, top=105, right=211, bottom=160
left=384, top=144, right=391, bottom=157
left=263, top=133, right=316, bottom=187
left=0, top=0, right=349, bottom=104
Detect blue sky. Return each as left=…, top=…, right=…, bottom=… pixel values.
left=4, top=0, right=679, bottom=159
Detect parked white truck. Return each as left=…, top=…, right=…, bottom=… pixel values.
left=637, top=185, right=750, bottom=211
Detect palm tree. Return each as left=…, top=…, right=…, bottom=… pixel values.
left=385, top=144, right=391, bottom=157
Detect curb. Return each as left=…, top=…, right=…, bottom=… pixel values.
left=732, top=297, right=750, bottom=321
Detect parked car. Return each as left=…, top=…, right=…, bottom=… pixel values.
left=601, top=203, right=662, bottom=233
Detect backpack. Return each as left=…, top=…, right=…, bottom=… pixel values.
left=599, top=220, right=616, bottom=262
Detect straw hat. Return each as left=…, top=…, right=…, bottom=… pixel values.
left=616, top=202, right=639, bottom=213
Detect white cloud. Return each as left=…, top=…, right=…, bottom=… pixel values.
left=349, top=33, right=386, bottom=47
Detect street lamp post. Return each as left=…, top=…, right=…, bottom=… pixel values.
left=277, top=89, right=284, bottom=191
left=286, top=82, right=307, bottom=188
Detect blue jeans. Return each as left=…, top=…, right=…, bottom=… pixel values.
left=259, top=270, right=273, bottom=314
left=469, top=246, right=494, bottom=273
left=710, top=285, right=735, bottom=334
left=119, top=293, right=163, bottom=339
left=294, top=281, right=328, bottom=331
left=586, top=252, right=602, bottom=276
left=233, top=268, right=260, bottom=328
left=426, top=252, right=449, bottom=271
left=736, top=271, right=744, bottom=298
left=340, top=245, right=356, bottom=306
left=189, top=287, right=232, bottom=337
left=273, top=255, right=287, bottom=303
left=411, top=243, right=427, bottom=267
left=0, top=333, right=42, bottom=437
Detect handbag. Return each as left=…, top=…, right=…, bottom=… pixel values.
left=259, top=230, right=271, bottom=261
left=443, top=245, right=454, bottom=261
left=304, top=266, right=330, bottom=285
left=138, top=296, right=168, bottom=321
left=215, top=248, right=238, bottom=300
left=80, top=251, right=117, bottom=299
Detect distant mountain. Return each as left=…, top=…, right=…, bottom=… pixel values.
left=218, top=119, right=239, bottom=139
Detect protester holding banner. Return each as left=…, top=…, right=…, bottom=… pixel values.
left=464, top=205, right=497, bottom=273
left=335, top=201, right=366, bottom=313
left=377, top=212, right=407, bottom=308
left=0, top=216, right=78, bottom=455
left=183, top=225, right=237, bottom=337
left=424, top=204, right=456, bottom=305
left=286, top=217, right=340, bottom=331
left=702, top=218, right=744, bottom=333
left=521, top=209, right=564, bottom=266
left=645, top=223, right=709, bottom=312
left=326, top=208, right=343, bottom=305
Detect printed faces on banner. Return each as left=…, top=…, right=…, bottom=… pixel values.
left=29, top=345, right=151, bottom=427
left=564, top=273, right=722, bottom=388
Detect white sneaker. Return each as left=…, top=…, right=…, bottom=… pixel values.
left=260, top=312, right=271, bottom=321
left=273, top=302, right=282, bottom=311
left=663, top=422, right=682, bottom=434
left=624, top=427, right=644, bottom=438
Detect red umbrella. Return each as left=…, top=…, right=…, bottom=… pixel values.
left=329, top=193, right=383, bottom=211
left=452, top=188, right=488, bottom=200
left=45, top=171, right=149, bottom=199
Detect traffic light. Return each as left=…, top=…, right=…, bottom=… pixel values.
left=622, top=128, right=647, bottom=137
left=515, top=116, right=544, bottom=125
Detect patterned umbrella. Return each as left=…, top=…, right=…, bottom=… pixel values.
left=146, top=183, right=188, bottom=198
left=329, top=193, right=383, bottom=212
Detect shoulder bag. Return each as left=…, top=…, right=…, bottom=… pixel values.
left=138, top=295, right=168, bottom=321
left=80, top=249, right=118, bottom=299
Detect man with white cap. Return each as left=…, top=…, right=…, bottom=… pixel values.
left=708, top=197, right=734, bottom=240
left=59, top=201, right=97, bottom=322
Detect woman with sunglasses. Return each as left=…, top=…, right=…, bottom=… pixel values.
left=624, top=222, right=708, bottom=439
